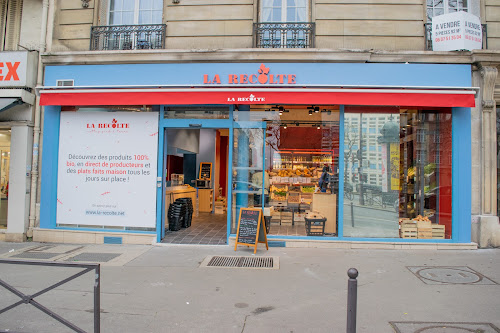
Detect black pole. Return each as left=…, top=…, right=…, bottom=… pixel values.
left=347, top=268, right=358, bottom=333
left=350, top=202, right=355, bottom=227
left=94, top=264, right=101, bottom=333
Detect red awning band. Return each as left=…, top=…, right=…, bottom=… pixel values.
left=39, top=88, right=476, bottom=108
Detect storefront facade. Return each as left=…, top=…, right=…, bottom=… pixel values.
left=36, top=62, right=475, bottom=246
left=0, top=51, right=38, bottom=242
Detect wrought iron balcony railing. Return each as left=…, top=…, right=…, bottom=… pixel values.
left=254, top=22, right=315, bottom=48
left=424, top=23, right=487, bottom=50
left=90, top=24, right=166, bottom=51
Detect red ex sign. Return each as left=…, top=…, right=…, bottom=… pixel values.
left=0, top=62, right=20, bottom=81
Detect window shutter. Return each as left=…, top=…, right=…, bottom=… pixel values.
left=0, top=1, right=8, bottom=50
left=99, top=0, right=109, bottom=26
left=4, top=0, right=22, bottom=50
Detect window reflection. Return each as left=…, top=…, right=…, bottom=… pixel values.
left=343, top=107, right=452, bottom=239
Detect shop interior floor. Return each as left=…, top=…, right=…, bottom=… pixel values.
left=163, top=214, right=328, bottom=244
left=162, top=212, right=227, bottom=245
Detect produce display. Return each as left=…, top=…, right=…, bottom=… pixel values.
left=275, top=167, right=315, bottom=177
left=412, top=215, right=431, bottom=222
left=273, top=190, right=287, bottom=197
left=301, top=186, right=315, bottom=193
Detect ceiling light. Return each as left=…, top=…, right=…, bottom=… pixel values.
left=279, top=110, right=283, bottom=115
left=309, top=110, right=313, bottom=116
left=284, top=124, right=287, bottom=129
left=278, top=106, right=284, bottom=112
left=314, top=106, right=319, bottom=113
left=317, top=124, right=321, bottom=129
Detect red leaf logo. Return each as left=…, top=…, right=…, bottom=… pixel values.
left=258, top=63, right=270, bottom=75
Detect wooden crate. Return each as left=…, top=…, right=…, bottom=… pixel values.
left=300, top=193, right=313, bottom=204
left=431, top=224, right=445, bottom=239
left=401, top=225, right=418, bottom=239
left=401, top=221, right=417, bottom=228
left=418, top=227, right=432, bottom=239
left=281, top=211, right=293, bottom=224
left=270, top=211, right=281, bottom=223
left=416, top=220, right=431, bottom=228
left=294, top=213, right=306, bottom=222
left=288, top=192, right=301, bottom=204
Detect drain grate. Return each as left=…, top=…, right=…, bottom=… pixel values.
left=11, top=252, right=60, bottom=260
left=201, top=256, right=279, bottom=269
left=65, top=253, right=121, bottom=263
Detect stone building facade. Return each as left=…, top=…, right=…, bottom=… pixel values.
left=17, top=0, right=500, bottom=247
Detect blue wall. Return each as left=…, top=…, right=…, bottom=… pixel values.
left=44, top=63, right=471, bottom=87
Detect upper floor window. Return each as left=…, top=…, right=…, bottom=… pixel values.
left=109, top=0, right=162, bottom=25
left=426, top=0, right=469, bottom=21
left=261, top=0, right=308, bottom=22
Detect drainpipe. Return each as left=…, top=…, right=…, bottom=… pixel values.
left=27, top=0, right=49, bottom=238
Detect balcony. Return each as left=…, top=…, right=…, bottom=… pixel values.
left=90, top=24, right=166, bottom=51
left=254, top=22, right=315, bottom=48
left=424, top=23, right=487, bottom=50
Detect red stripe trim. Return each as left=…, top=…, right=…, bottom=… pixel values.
left=39, top=90, right=475, bottom=107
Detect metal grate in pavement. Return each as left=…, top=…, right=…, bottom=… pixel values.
left=407, top=266, right=498, bottom=285
left=390, top=321, right=500, bottom=333
left=200, top=256, right=279, bottom=269
left=10, top=252, right=60, bottom=260
left=65, top=253, right=121, bottom=263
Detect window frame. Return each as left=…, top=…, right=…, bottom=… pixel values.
left=260, top=0, right=309, bottom=23
left=426, top=0, right=471, bottom=21
left=108, top=0, right=162, bottom=26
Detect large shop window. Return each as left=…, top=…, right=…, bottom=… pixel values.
left=232, top=106, right=340, bottom=237
left=56, top=106, right=159, bottom=231
left=343, top=107, right=452, bottom=239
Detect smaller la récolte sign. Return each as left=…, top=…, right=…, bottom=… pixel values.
left=432, top=12, right=482, bottom=51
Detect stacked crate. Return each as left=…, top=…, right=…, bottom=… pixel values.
left=417, top=220, right=432, bottom=239
left=281, top=209, right=293, bottom=225
left=400, top=220, right=417, bottom=239
left=431, top=224, right=445, bottom=239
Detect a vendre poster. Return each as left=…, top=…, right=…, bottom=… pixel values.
left=432, top=11, right=482, bottom=51
left=56, top=112, right=159, bottom=228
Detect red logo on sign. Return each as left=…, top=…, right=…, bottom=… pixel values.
left=87, top=118, right=129, bottom=129
left=203, top=63, right=296, bottom=85
left=0, top=62, right=20, bottom=81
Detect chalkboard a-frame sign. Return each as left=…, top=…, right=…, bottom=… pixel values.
left=234, top=208, right=269, bottom=254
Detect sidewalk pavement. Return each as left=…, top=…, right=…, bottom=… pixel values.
left=0, top=241, right=499, bottom=333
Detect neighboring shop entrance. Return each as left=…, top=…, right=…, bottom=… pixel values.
left=0, top=129, right=10, bottom=230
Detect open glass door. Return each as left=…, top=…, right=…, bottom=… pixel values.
left=231, top=124, right=266, bottom=234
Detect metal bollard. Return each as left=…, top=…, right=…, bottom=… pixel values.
left=347, top=268, right=358, bottom=333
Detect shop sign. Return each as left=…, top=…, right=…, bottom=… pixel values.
left=203, top=63, right=296, bottom=85
left=0, top=51, right=37, bottom=88
left=56, top=112, right=158, bottom=228
left=431, top=12, right=482, bottom=51
left=226, top=93, right=266, bottom=102
left=390, top=143, right=400, bottom=191
left=381, top=145, right=388, bottom=192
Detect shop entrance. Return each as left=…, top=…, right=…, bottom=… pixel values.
left=0, top=129, right=10, bottom=230
left=161, top=128, right=230, bottom=245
